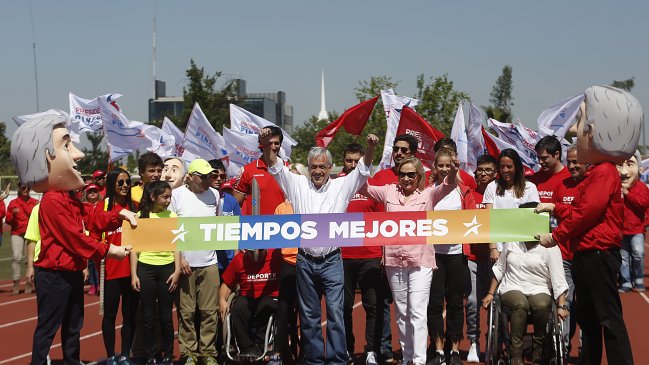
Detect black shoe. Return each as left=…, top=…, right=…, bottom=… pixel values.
left=448, top=352, right=462, bottom=365
left=426, top=352, right=446, bottom=365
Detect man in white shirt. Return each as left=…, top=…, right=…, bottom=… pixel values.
left=260, top=129, right=379, bottom=365
left=169, top=159, right=221, bottom=365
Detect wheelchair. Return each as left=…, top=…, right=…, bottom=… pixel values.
left=485, top=293, right=566, bottom=365
left=221, top=291, right=277, bottom=364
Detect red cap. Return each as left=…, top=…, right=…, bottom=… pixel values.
left=92, top=170, right=105, bottom=179
left=524, top=166, right=535, bottom=177
left=221, top=178, right=236, bottom=190
left=85, top=184, right=99, bottom=192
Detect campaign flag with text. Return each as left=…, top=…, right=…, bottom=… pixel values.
left=466, top=103, right=485, bottom=172
left=450, top=103, right=468, bottom=169
left=183, top=103, right=228, bottom=162
left=397, top=106, right=445, bottom=167
left=148, top=124, right=175, bottom=158
left=315, top=96, right=379, bottom=147
left=487, top=118, right=539, bottom=170
left=98, top=96, right=156, bottom=162
left=537, top=94, right=584, bottom=139
left=379, top=89, right=420, bottom=168
left=69, top=93, right=122, bottom=134
left=230, top=104, right=297, bottom=159
left=223, top=127, right=262, bottom=171
left=481, top=125, right=537, bottom=169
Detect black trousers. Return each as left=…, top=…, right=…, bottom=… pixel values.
left=230, top=295, right=278, bottom=354
left=138, top=262, right=177, bottom=359
left=343, top=257, right=386, bottom=354
left=428, top=253, right=467, bottom=343
left=102, top=276, right=138, bottom=357
left=275, top=261, right=300, bottom=362
left=31, top=268, right=84, bottom=365
left=573, top=249, right=633, bottom=365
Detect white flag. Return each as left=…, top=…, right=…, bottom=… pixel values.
left=98, top=96, right=156, bottom=162
left=162, top=117, right=192, bottom=160
left=450, top=103, right=468, bottom=169
left=69, top=93, right=122, bottom=133
left=487, top=118, right=539, bottom=170
left=537, top=94, right=584, bottom=139
left=466, top=103, right=485, bottom=173
left=229, top=104, right=297, bottom=159
left=146, top=124, right=175, bottom=158
left=223, top=128, right=262, bottom=167
left=379, top=89, right=420, bottom=169
left=183, top=103, right=228, bottom=161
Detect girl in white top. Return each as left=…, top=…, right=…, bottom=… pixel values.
left=481, top=149, right=568, bottom=365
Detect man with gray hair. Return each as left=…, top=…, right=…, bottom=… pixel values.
left=536, top=86, right=642, bottom=365
left=259, top=128, right=379, bottom=365
left=11, top=109, right=136, bottom=365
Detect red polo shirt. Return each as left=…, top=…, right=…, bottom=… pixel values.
left=6, top=196, right=39, bottom=235
left=622, top=181, right=649, bottom=235
left=530, top=166, right=571, bottom=204
left=552, top=163, right=623, bottom=253
left=221, top=249, right=282, bottom=299
left=552, top=177, right=582, bottom=260
left=464, top=189, right=489, bottom=261
left=91, top=200, right=132, bottom=280
left=234, top=158, right=285, bottom=216
left=37, top=191, right=121, bottom=271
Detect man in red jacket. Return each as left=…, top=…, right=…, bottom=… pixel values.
left=536, top=86, right=643, bottom=365
left=617, top=150, right=649, bottom=293
left=5, top=183, right=39, bottom=294
left=11, top=110, right=137, bottom=365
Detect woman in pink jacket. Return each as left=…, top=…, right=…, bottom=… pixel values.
left=363, top=156, right=458, bottom=365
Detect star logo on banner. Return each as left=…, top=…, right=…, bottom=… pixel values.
left=463, top=216, right=482, bottom=237
left=171, top=224, right=189, bottom=245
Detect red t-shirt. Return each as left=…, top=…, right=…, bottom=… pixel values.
left=622, top=181, right=649, bottom=235
left=221, top=249, right=282, bottom=299
left=6, top=196, right=39, bottom=235
left=234, top=159, right=285, bottom=216
left=37, top=191, right=121, bottom=271
left=464, top=189, right=489, bottom=261
left=96, top=200, right=132, bottom=280
left=552, top=177, right=581, bottom=260
left=338, top=171, right=384, bottom=259
left=552, top=163, right=623, bottom=253
left=530, top=166, right=571, bottom=204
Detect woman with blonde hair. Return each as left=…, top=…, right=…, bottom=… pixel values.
left=362, top=156, right=458, bottom=365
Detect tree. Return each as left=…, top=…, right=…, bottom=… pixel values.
left=415, top=74, right=471, bottom=135
left=175, top=59, right=236, bottom=131
left=76, top=132, right=109, bottom=175
left=486, top=65, right=514, bottom=122
left=611, top=77, right=635, bottom=91
left=0, top=122, right=13, bottom=175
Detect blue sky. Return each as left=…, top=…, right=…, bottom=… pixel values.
left=2, top=1, right=648, bottom=143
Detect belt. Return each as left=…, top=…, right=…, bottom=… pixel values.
left=298, top=248, right=341, bottom=263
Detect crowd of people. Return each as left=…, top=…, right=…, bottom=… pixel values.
left=7, top=86, right=644, bottom=365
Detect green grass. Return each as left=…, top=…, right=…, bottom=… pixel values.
left=0, top=231, right=14, bottom=280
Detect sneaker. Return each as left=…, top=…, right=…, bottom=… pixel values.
left=633, top=286, right=646, bottom=292
left=426, top=352, right=446, bottom=365
left=12, top=280, right=20, bottom=295
left=448, top=351, right=462, bottom=365
left=467, top=342, right=479, bottom=363
left=203, top=356, right=218, bottom=365
left=89, top=286, right=97, bottom=295
left=24, top=282, right=33, bottom=294
left=145, top=358, right=157, bottom=365
left=117, top=356, right=132, bottom=365
left=346, top=351, right=354, bottom=364
left=183, top=355, right=197, bottom=365
left=267, top=354, right=282, bottom=365
left=160, top=356, right=172, bottom=365
left=107, top=355, right=119, bottom=365
left=366, top=351, right=378, bottom=365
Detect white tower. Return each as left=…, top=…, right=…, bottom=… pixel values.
left=317, top=70, right=329, bottom=121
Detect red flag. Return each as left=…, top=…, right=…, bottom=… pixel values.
left=396, top=106, right=445, bottom=167
left=481, top=126, right=501, bottom=160
left=315, top=96, right=379, bottom=147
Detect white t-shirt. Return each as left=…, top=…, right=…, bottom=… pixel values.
left=169, top=186, right=220, bottom=267
left=482, top=180, right=540, bottom=251
left=433, top=186, right=463, bottom=255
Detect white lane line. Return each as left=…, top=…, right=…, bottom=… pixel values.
left=0, top=297, right=35, bottom=307
left=0, top=301, right=99, bottom=329
left=321, top=300, right=363, bottom=326
left=639, top=291, right=649, bottom=305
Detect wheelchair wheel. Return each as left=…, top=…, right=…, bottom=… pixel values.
left=543, top=303, right=566, bottom=365
left=485, top=299, right=502, bottom=365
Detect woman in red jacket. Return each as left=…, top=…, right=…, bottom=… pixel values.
left=6, top=183, right=39, bottom=294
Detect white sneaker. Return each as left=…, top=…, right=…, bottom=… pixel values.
left=467, top=342, right=479, bottom=363
left=366, top=351, right=378, bottom=365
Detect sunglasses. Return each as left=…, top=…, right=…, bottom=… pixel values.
left=96, top=176, right=106, bottom=180
left=192, top=173, right=211, bottom=180
left=211, top=173, right=227, bottom=180
left=398, top=171, right=417, bottom=179
left=392, top=146, right=410, bottom=154
left=476, top=168, right=496, bottom=175
left=116, top=179, right=131, bottom=187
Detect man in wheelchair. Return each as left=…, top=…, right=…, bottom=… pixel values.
left=219, top=249, right=284, bottom=358
left=482, top=239, right=569, bottom=365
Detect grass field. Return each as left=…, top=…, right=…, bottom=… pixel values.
left=0, top=230, right=17, bottom=281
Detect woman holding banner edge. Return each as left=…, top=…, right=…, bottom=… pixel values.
left=362, top=154, right=458, bottom=365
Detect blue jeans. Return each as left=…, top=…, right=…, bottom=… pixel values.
left=297, top=251, right=347, bottom=365
left=465, top=258, right=490, bottom=345
left=620, top=234, right=646, bottom=290
left=562, top=260, right=577, bottom=350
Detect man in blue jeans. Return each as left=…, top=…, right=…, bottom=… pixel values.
left=261, top=128, right=379, bottom=365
